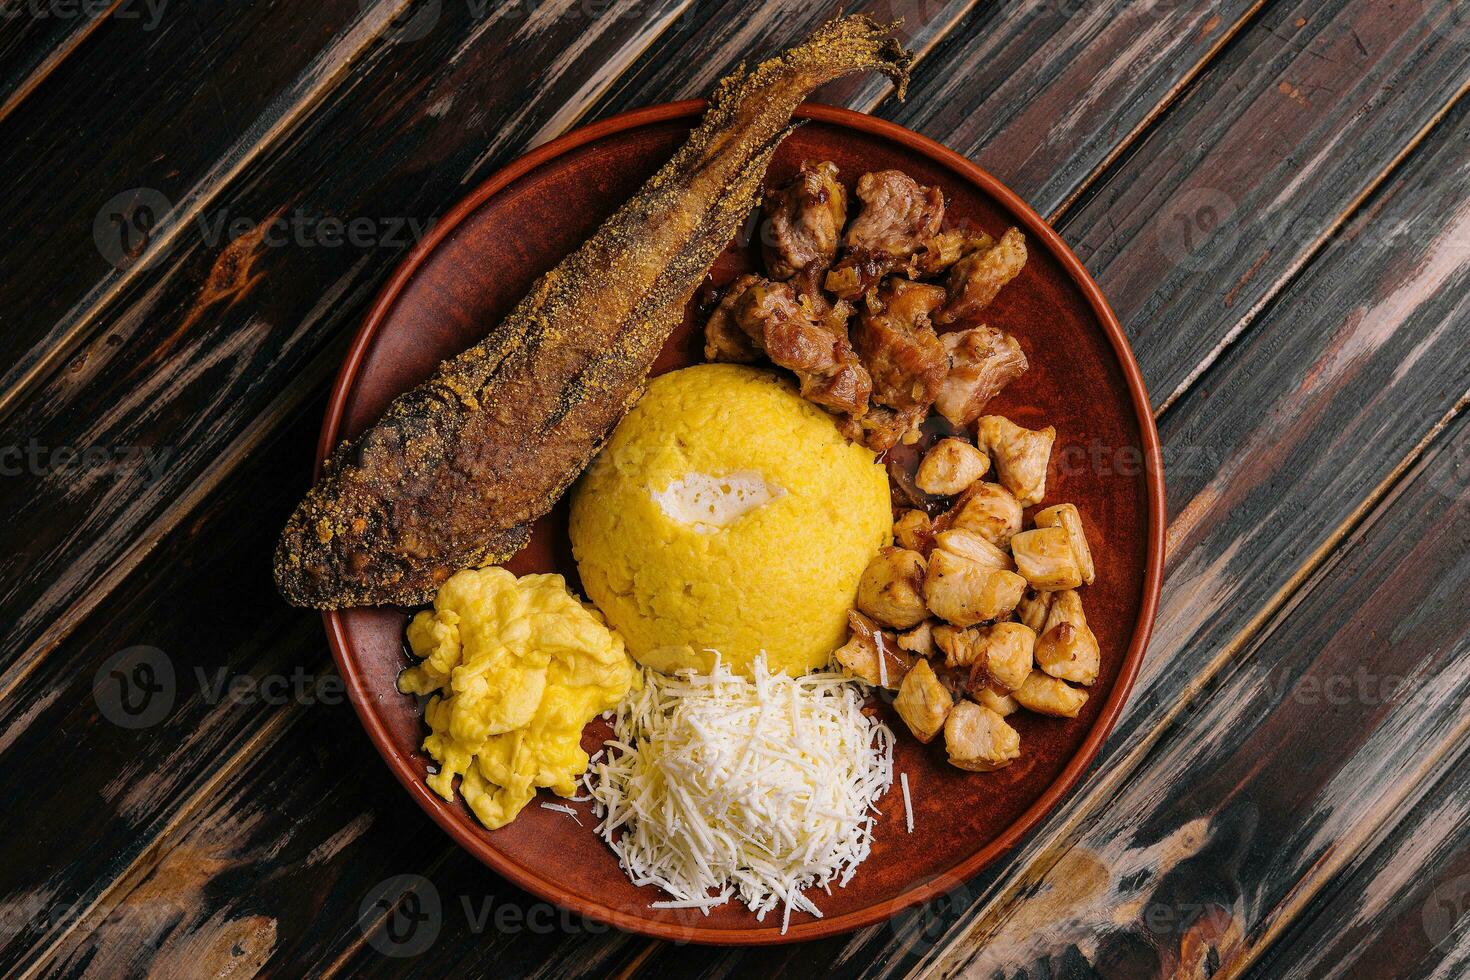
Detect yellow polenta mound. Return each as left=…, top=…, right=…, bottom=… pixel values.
left=570, top=364, right=891, bottom=677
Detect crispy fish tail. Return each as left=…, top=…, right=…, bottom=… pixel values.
left=275, top=16, right=912, bottom=608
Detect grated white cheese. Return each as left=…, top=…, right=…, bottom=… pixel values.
left=540, top=802, right=583, bottom=825
left=587, top=654, right=894, bottom=933
left=900, top=772, right=913, bottom=834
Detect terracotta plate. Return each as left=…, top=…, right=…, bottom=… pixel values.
left=320, top=102, right=1165, bottom=945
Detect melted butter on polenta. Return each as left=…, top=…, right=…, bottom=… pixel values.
left=399, top=567, right=637, bottom=830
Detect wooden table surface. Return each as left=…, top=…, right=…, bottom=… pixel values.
left=3, top=1, right=1468, bottom=977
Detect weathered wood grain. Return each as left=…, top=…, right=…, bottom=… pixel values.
left=0, top=0, right=115, bottom=123
left=33, top=664, right=647, bottom=979
left=924, top=403, right=1470, bottom=978
left=1063, top=0, right=1470, bottom=409
left=0, top=0, right=406, bottom=417
left=882, top=0, right=1265, bottom=218
left=1245, top=733, right=1470, bottom=979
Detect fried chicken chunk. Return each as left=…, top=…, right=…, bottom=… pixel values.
left=937, top=227, right=1027, bottom=326
left=762, top=160, right=847, bottom=281
left=705, top=275, right=871, bottom=415
left=833, top=610, right=915, bottom=689
left=1013, top=670, right=1088, bottom=718
left=856, top=546, right=929, bottom=629
left=895, top=657, right=952, bottom=743
left=945, top=700, right=1021, bottom=771
left=1034, top=589, right=1100, bottom=686
left=934, top=326, right=1029, bottom=426
left=976, top=415, right=1055, bottom=507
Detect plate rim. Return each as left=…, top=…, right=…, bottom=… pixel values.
left=317, top=100, right=1166, bottom=946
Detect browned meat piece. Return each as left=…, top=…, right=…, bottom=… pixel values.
left=833, top=610, right=915, bottom=689
left=703, top=274, right=765, bottom=363
left=937, top=227, right=1027, bottom=326
left=274, top=16, right=912, bottom=608
left=933, top=325, right=1028, bottom=425
left=853, top=278, right=949, bottom=424
left=845, top=169, right=945, bottom=256
left=944, top=700, right=1020, bottom=771
left=825, top=171, right=946, bottom=300
left=910, top=229, right=990, bottom=277
left=762, top=160, right=847, bottom=280
left=895, top=657, right=953, bottom=743
left=726, top=278, right=872, bottom=415
left=840, top=404, right=927, bottom=452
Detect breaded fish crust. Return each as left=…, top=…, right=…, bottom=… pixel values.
left=275, top=16, right=912, bottom=608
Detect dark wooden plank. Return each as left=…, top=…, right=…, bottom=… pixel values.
left=0, top=0, right=396, bottom=414
left=0, top=0, right=115, bottom=122
left=881, top=0, right=1265, bottom=218
left=1245, top=740, right=1470, bottom=979
left=1063, top=0, right=1470, bottom=408
left=924, top=403, right=1470, bottom=978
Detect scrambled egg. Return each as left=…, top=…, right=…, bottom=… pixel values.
left=569, top=364, right=892, bottom=678
left=399, top=567, right=638, bottom=829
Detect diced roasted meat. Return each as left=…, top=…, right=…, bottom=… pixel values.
left=936, top=227, right=1027, bottom=326
left=708, top=276, right=872, bottom=416
left=976, top=415, right=1055, bottom=507
left=1035, top=503, right=1095, bottom=585
left=974, top=686, right=1019, bottom=717
left=1011, top=526, right=1084, bottom=591
left=825, top=170, right=947, bottom=299
left=702, top=274, right=765, bottom=363
left=915, top=437, right=990, bottom=495
left=1035, top=589, right=1100, bottom=686
left=897, top=620, right=937, bottom=658
left=856, top=546, right=929, bottom=629
left=932, top=527, right=1013, bottom=571
left=842, top=404, right=928, bottom=452
left=950, top=481, right=1023, bottom=549
left=845, top=169, right=945, bottom=256
left=1013, top=670, right=1088, bottom=718
left=910, top=230, right=989, bottom=278
left=924, top=549, right=1026, bottom=627
left=944, top=701, right=1020, bottom=771
left=895, top=657, right=953, bottom=743
left=834, top=610, right=915, bottom=689
left=762, top=160, right=847, bottom=281
left=974, top=621, right=1035, bottom=693
left=893, top=509, right=934, bottom=554
left=1015, top=587, right=1054, bottom=633
left=934, top=326, right=1029, bottom=426
left=855, top=278, right=949, bottom=412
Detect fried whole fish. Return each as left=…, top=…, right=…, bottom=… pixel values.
left=275, top=16, right=912, bottom=608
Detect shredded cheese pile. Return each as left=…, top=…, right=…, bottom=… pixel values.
left=586, top=654, right=894, bottom=932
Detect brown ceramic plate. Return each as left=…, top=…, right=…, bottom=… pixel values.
left=319, top=101, right=1164, bottom=945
